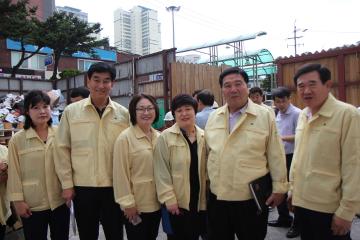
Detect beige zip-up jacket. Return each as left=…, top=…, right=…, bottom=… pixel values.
left=0, top=145, right=10, bottom=225
left=154, top=123, right=207, bottom=211
left=205, top=100, right=288, bottom=201
left=55, top=97, right=130, bottom=188
left=290, top=94, right=360, bottom=221
left=7, top=127, right=65, bottom=211
left=113, top=125, right=160, bottom=213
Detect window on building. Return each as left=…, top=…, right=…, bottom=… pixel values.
left=11, top=52, right=46, bottom=70
left=78, top=59, right=101, bottom=72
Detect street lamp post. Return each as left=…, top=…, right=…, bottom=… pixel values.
left=166, top=6, right=180, bottom=48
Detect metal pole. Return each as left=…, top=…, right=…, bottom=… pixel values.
left=166, top=6, right=180, bottom=48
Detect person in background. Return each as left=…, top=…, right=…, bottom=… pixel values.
left=163, top=111, right=175, bottom=130
left=154, top=94, right=207, bottom=240
left=289, top=63, right=360, bottom=240
left=7, top=90, right=70, bottom=240
left=0, top=145, right=9, bottom=240
left=113, top=94, right=161, bottom=240
left=54, top=63, right=130, bottom=240
left=70, top=87, right=90, bottom=103
left=205, top=67, right=287, bottom=240
left=268, top=87, right=301, bottom=238
left=195, top=89, right=215, bottom=129
left=249, top=86, right=275, bottom=117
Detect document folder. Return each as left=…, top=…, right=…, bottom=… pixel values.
left=249, top=172, right=272, bottom=214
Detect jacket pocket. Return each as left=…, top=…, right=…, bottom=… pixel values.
left=70, top=119, right=95, bottom=141
left=302, top=170, right=341, bottom=204
left=133, top=179, right=158, bottom=210
left=23, top=181, right=42, bottom=208
left=71, top=148, right=91, bottom=179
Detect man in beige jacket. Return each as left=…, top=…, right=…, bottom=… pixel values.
left=289, top=63, right=360, bottom=240
left=55, top=63, right=130, bottom=240
left=205, top=67, right=288, bottom=240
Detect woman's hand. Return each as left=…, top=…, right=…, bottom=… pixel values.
left=13, top=201, right=32, bottom=218
left=167, top=203, right=180, bottom=215
left=124, top=207, right=138, bottom=222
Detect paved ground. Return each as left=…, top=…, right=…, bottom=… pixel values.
left=5, top=209, right=360, bottom=240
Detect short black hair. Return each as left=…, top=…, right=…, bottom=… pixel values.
left=293, top=63, right=331, bottom=85
left=171, top=94, right=198, bottom=118
left=219, top=67, right=249, bottom=87
left=192, top=89, right=203, bottom=97
left=24, top=90, right=52, bottom=130
left=87, top=62, right=116, bottom=80
left=128, top=94, right=159, bottom=125
left=196, top=89, right=214, bottom=106
left=272, top=87, right=291, bottom=100
left=70, top=87, right=90, bottom=99
left=249, top=87, right=263, bottom=96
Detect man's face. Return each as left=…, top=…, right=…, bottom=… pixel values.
left=296, top=71, right=331, bottom=113
left=222, top=73, right=248, bottom=112
left=274, top=97, right=290, bottom=113
left=87, top=72, right=114, bottom=101
left=249, top=92, right=263, bottom=105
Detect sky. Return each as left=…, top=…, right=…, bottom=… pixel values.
left=55, top=0, right=360, bottom=59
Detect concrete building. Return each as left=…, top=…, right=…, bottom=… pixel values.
left=56, top=6, right=88, bottom=22
left=114, top=6, right=161, bottom=55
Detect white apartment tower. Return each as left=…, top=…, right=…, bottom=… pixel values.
left=114, top=6, right=161, bottom=55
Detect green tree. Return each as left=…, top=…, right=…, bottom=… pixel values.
left=260, top=74, right=272, bottom=92
left=41, top=12, right=108, bottom=80
left=0, top=0, right=44, bottom=77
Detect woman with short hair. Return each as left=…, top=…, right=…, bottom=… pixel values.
left=7, top=90, right=70, bottom=240
left=113, top=93, right=161, bottom=240
left=154, top=94, right=207, bottom=240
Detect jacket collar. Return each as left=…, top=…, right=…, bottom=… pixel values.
left=168, top=123, right=204, bottom=137
left=25, top=126, right=55, bottom=142
left=305, top=93, right=335, bottom=118
left=84, top=96, right=116, bottom=110
left=217, top=98, right=258, bottom=117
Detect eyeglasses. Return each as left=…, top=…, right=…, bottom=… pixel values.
left=136, top=106, right=155, bottom=113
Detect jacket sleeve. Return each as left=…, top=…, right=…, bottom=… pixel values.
left=335, top=110, right=360, bottom=221
left=54, top=108, right=74, bottom=189
left=113, top=134, right=135, bottom=209
left=153, top=134, right=177, bottom=206
left=266, top=113, right=288, bottom=194
left=7, top=138, right=24, bottom=201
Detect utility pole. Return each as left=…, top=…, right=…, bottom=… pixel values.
left=166, top=6, right=180, bottom=48
left=287, top=20, right=308, bottom=55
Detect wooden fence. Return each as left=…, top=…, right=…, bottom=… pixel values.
left=276, top=44, right=360, bottom=108
left=170, top=62, right=228, bottom=105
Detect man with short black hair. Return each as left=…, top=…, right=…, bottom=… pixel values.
left=205, top=67, right=287, bottom=240
left=70, top=87, right=90, bottom=103
left=249, top=86, right=275, bottom=117
left=268, top=86, right=301, bottom=238
left=195, top=89, right=215, bottom=129
left=289, top=63, right=360, bottom=240
left=55, top=62, right=130, bottom=240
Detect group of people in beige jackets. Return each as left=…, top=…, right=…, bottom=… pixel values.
left=0, top=62, right=359, bottom=240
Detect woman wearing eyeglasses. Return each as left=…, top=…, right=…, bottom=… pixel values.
left=7, top=90, right=70, bottom=240
left=113, top=94, right=161, bottom=240
left=154, top=94, right=207, bottom=240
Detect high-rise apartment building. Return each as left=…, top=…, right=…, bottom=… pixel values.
left=114, top=6, right=161, bottom=55
left=56, top=6, right=88, bottom=22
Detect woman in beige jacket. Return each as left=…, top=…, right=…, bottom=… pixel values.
left=113, top=94, right=161, bottom=240
left=0, top=145, right=9, bottom=240
left=154, top=94, right=207, bottom=240
left=7, top=90, right=69, bottom=240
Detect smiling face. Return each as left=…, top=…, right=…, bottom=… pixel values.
left=27, top=101, right=51, bottom=127
left=296, top=70, right=331, bottom=114
left=135, top=98, right=156, bottom=128
left=174, top=105, right=196, bottom=129
left=87, top=72, right=114, bottom=102
left=222, top=73, right=249, bottom=113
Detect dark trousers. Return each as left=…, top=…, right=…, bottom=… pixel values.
left=277, top=154, right=299, bottom=226
left=296, top=206, right=351, bottom=240
left=21, top=204, right=70, bottom=240
left=168, top=208, right=206, bottom=240
left=73, top=187, right=123, bottom=240
left=124, top=210, right=161, bottom=240
left=208, top=192, right=269, bottom=240
left=0, top=224, right=5, bottom=240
